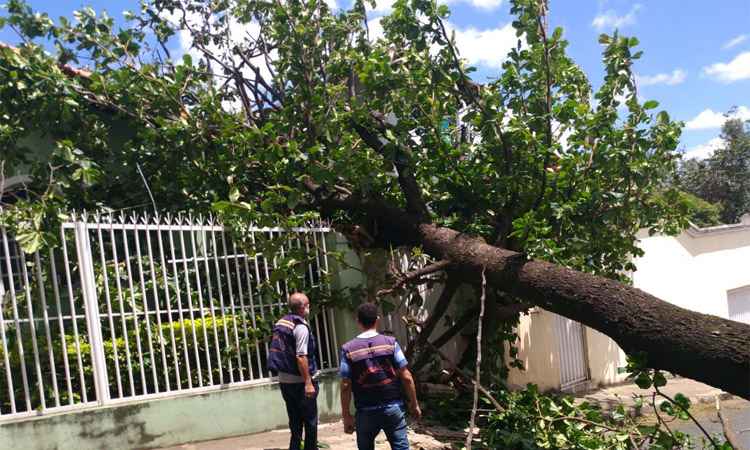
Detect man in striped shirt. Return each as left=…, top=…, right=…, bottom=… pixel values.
left=339, top=302, right=421, bottom=450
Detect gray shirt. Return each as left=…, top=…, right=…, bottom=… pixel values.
left=278, top=321, right=311, bottom=384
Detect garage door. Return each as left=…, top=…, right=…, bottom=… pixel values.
left=728, top=286, right=750, bottom=324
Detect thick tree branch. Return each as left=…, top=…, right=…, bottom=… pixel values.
left=350, top=121, right=430, bottom=220
left=403, top=272, right=459, bottom=362
left=308, top=192, right=750, bottom=399
left=419, top=224, right=750, bottom=400
left=377, top=259, right=451, bottom=298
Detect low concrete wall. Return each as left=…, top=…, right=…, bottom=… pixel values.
left=0, top=373, right=342, bottom=450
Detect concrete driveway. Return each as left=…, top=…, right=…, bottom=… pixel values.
left=672, top=398, right=750, bottom=448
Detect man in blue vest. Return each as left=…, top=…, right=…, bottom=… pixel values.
left=268, top=292, right=319, bottom=450
left=339, top=302, right=421, bottom=450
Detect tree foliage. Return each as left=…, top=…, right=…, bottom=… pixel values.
left=1, top=0, right=685, bottom=273
left=677, top=115, right=750, bottom=225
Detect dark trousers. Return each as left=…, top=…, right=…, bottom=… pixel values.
left=280, top=381, right=318, bottom=450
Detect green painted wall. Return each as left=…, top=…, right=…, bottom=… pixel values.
left=0, top=234, right=365, bottom=450
left=0, top=374, right=342, bottom=450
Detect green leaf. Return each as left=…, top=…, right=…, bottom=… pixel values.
left=16, top=229, right=44, bottom=253
left=643, top=100, right=659, bottom=110
left=229, top=187, right=240, bottom=202
left=673, top=393, right=691, bottom=410
left=635, top=372, right=652, bottom=389
left=652, top=371, right=667, bottom=387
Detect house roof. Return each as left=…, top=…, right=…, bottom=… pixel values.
left=686, top=214, right=750, bottom=237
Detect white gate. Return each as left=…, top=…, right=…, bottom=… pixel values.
left=554, top=314, right=589, bottom=389
left=728, top=286, right=750, bottom=324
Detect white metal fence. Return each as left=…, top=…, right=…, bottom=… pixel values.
left=0, top=212, right=338, bottom=421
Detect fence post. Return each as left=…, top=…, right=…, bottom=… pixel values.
left=74, top=221, right=111, bottom=404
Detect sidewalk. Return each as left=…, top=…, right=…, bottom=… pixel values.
left=577, top=377, right=732, bottom=417
left=156, top=378, right=728, bottom=450
left=156, top=420, right=450, bottom=450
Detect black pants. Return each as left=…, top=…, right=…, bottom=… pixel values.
left=279, top=381, right=318, bottom=450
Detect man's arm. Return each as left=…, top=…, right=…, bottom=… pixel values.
left=296, top=355, right=315, bottom=398
left=340, top=378, right=355, bottom=433
left=339, top=348, right=355, bottom=434
left=293, top=325, right=315, bottom=398
left=397, top=367, right=421, bottom=420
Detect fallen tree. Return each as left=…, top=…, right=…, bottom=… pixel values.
left=1, top=0, right=748, bottom=407
left=310, top=181, right=750, bottom=400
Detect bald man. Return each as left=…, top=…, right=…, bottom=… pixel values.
left=268, top=292, right=320, bottom=450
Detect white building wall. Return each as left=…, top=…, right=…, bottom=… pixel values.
left=632, top=221, right=750, bottom=320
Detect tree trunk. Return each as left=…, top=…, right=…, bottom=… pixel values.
left=312, top=186, right=750, bottom=399
left=416, top=223, right=750, bottom=400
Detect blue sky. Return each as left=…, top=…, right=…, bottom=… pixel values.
left=2, top=0, right=749, bottom=158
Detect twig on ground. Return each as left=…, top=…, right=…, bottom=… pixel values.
left=464, top=267, right=486, bottom=450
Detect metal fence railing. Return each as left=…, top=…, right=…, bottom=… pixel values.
left=0, top=212, right=338, bottom=421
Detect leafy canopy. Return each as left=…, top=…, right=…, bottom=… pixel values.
left=1, top=0, right=685, bottom=280
left=677, top=115, right=750, bottom=225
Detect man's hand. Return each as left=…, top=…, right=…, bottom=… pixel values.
left=305, top=381, right=316, bottom=399
left=343, top=414, right=355, bottom=434
left=409, top=403, right=422, bottom=421
left=398, top=367, right=421, bottom=421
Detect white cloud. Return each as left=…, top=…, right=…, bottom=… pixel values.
left=723, top=34, right=747, bottom=50
left=448, top=22, right=519, bottom=69
left=703, top=51, right=750, bottom=83
left=685, top=106, right=750, bottom=130
left=367, top=16, right=518, bottom=69
left=592, top=4, right=641, bottom=31
left=636, top=69, right=686, bottom=87
left=684, top=137, right=724, bottom=160
left=367, top=16, right=385, bottom=41
left=368, top=0, right=396, bottom=15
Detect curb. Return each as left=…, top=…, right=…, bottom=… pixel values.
left=581, top=391, right=734, bottom=419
